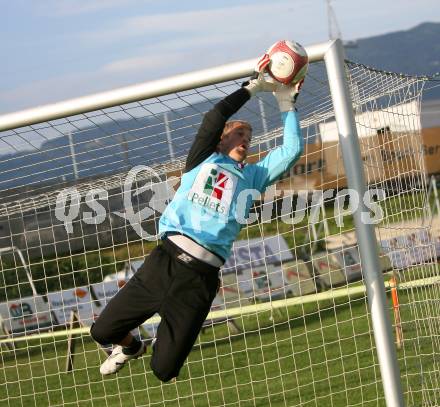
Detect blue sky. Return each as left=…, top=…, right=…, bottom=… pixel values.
left=1, top=0, right=439, bottom=113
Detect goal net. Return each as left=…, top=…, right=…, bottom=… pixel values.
left=0, top=56, right=439, bottom=407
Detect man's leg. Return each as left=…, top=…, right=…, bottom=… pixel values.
left=117, top=333, right=136, bottom=347
left=91, top=245, right=169, bottom=344
left=90, top=274, right=158, bottom=346
left=150, top=261, right=219, bottom=382
left=90, top=245, right=170, bottom=374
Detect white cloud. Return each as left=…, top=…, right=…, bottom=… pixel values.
left=101, top=52, right=184, bottom=74
left=99, top=25, right=302, bottom=79
left=5, top=0, right=437, bottom=113
left=76, top=0, right=324, bottom=76
left=0, top=70, right=127, bottom=113
left=0, top=1, right=323, bottom=112
left=80, top=1, right=312, bottom=45
left=35, top=0, right=152, bottom=17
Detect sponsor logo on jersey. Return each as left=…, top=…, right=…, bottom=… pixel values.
left=188, top=164, right=237, bottom=216
left=203, top=168, right=229, bottom=199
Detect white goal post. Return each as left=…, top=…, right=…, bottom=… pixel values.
left=0, top=39, right=438, bottom=407
left=324, top=41, right=403, bottom=406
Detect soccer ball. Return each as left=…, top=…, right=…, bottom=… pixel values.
left=266, top=40, right=308, bottom=85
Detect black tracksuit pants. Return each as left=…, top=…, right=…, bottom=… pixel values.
left=90, top=238, right=220, bottom=382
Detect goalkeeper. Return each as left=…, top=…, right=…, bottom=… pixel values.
left=90, top=54, right=305, bottom=382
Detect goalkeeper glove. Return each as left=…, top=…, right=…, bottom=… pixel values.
left=273, top=79, right=304, bottom=112
left=242, top=53, right=276, bottom=96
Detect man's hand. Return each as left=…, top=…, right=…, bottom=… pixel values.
left=273, top=79, right=304, bottom=112
left=242, top=53, right=277, bottom=96
left=255, top=53, right=271, bottom=74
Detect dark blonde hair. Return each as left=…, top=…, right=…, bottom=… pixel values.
left=221, top=120, right=252, bottom=138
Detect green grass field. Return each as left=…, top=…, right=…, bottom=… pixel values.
left=1, top=191, right=438, bottom=406
left=1, top=288, right=438, bottom=407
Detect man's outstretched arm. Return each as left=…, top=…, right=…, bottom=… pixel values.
left=185, top=54, right=275, bottom=172
left=251, top=80, right=305, bottom=191
left=185, top=88, right=250, bottom=172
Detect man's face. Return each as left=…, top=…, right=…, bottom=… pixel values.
left=218, top=125, right=252, bottom=162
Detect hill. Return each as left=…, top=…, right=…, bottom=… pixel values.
left=346, top=22, right=440, bottom=76
left=345, top=22, right=440, bottom=99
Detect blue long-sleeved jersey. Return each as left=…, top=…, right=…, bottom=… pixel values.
left=159, top=88, right=303, bottom=260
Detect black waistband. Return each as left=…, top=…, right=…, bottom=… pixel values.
left=162, top=237, right=220, bottom=274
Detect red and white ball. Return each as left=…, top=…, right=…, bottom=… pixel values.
left=266, top=40, right=308, bottom=85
